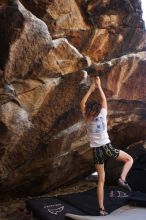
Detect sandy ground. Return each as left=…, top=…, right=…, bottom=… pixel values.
left=66, top=205, right=146, bottom=220
left=0, top=180, right=97, bottom=220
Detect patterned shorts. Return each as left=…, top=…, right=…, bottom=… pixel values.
left=92, top=143, right=120, bottom=165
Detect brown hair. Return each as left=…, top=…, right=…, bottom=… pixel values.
left=85, top=100, right=101, bottom=122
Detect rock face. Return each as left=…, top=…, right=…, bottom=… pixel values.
left=0, top=0, right=145, bottom=195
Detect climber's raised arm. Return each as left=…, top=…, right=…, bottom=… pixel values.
left=95, top=76, right=107, bottom=110
left=80, top=83, right=95, bottom=114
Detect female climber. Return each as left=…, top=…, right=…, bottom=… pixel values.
left=80, top=67, right=133, bottom=216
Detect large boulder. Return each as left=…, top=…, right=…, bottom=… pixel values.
left=0, top=0, right=91, bottom=195
left=0, top=0, right=145, bottom=195
left=82, top=0, right=146, bottom=61
left=20, top=0, right=146, bottom=60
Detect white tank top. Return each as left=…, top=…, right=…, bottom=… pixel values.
left=86, top=108, right=110, bottom=148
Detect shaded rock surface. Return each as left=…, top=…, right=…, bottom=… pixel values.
left=0, top=0, right=145, bottom=196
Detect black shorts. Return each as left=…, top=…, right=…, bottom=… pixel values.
left=92, top=143, right=120, bottom=165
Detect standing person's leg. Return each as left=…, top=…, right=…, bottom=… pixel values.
left=95, top=164, right=105, bottom=210
left=93, top=147, right=108, bottom=215
left=116, top=150, right=133, bottom=181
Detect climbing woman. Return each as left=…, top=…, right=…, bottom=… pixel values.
left=80, top=68, right=133, bottom=216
